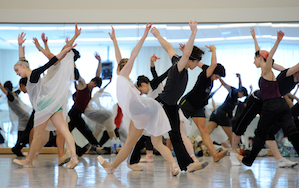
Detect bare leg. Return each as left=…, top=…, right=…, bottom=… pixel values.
left=93, top=127, right=102, bottom=141
left=50, top=111, right=78, bottom=169
left=221, top=126, right=233, bottom=146
left=56, top=130, right=65, bottom=159
left=231, top=133, right=241, bottom=153
left=166, top=139, right=172, bottom=150
left=180, top=121, right=198, bottom=163
left=107, top=131, right=117, bottom=139
left=151, top=135, right=179, bottom=176
left=13, top=120, right=49, bottom=167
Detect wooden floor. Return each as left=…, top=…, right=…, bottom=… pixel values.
left=0, top=154, right=299, bottom=188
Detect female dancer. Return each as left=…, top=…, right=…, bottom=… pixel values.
left=97, top=24, right=180, bottom=176
left=179, top=44, right=228, bottom=163
left=236, top=30, right=299, bottom=166
left=13, top=24, right=80, bottom=168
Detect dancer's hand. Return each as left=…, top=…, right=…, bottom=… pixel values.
left=75, top=23, right=81, bottom=37
left=205, top=45, right=216, bottom=52
left=250, top=27, right=256, bottom=39
left=143, top=23, right=153, bottom=37
left=179, top=43, right=185, bottom=52
left=150, top=54, right=160, bottom=62
left=236, top=73, right=240, bottom=78
left=108, top=26, right=116, bottom=41
left=32, top=38, right=41, bottom=49
left=189, top=20, right=198, bottom=33
left=41, top=33, right=48, bottom=43
left=18, top=32, right=26, bottom=45
left=150, top=27, right=160, bottom=38
left=277, top=30, right=285, bottom=41
left=94, top=52, right=101, bottom=61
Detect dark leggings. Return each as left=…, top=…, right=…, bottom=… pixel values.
left=243, top=98, right=299, bottom=166
left=128, top=135, right=154, bottom=165
left=68, top=107, right=99, bottom=146
left=99, top=128, right=119, bottom=147
left=156, top=96, right=193, bottom=171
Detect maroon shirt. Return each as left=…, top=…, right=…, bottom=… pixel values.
left=259, top=77, right=281, bottom=101
left=73, top=85, right=92, bottom=112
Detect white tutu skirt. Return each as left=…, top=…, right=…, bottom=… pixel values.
left=27, top=51, right=74, bottom=131
left=116, top=75, right=171, bottom=137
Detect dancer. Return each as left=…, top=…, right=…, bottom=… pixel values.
left=13, top=23, right=80, bottom=168
left=236, top=30, right=299, bottom=167
left=0, top=80, right=31, bottom=156
left=178, top=43, right=228, bottom=162
left=231, top=28, right=299, bottom=168
left=150, top=21, right=208, bottom=172
left=207, top=74, right=248, bottom=145
left=97, top=24, right=180, bottom=176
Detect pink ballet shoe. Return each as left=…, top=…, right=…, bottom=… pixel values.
left=127, top=164, right=143, bottom=171
left=13, top=159, right=32, bottom=168
left=65, top=159, right=79, bottom=169
left=58, top=153, right=72, bottom=166
left=187, top=161, right=208, bottom=173
left=235, top=153, right=244, bottom=162
left=171, top=163, right=180, bottom=176
left=97, top=155, right=115, bottom=174
left=140, top=155, right=154, bottom=163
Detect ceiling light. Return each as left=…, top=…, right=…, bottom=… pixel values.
left=219, top=23, right=257, bottom=28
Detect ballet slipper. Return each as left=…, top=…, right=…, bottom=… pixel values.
left=235, top=153, right=244, bottom=162
left=140, top=155, right=154, bottom=163
left=22, top=152, right=38, bottom=159
left=171, top=163, right=180, bottom=176
left=13, top=159, right=32, bottom=168
left=58, top=153, right=71, bottom=166
left=65, top=159, right=79, bottom=169
left=191, top=155, right=199, bottom=163
left=187, top=161, right=208, bottom=173
left=97, top=155, right=115, bottom=174
left=213, top=150, right=228, bottom=162
left=127, top=164, right=143, bottom=171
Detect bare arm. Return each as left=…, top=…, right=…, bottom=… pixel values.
left=41, top=33, right=50, bottom=53
left=272, top=63, right=286, bottom=72
left=151, top=27, right=176, bottom=60
left=119, top=23, right=152, bottom=77
left=293, top=84, right=299, bottom=96
left=95, top=52, right=102, bottom=77
left=176, top=21, right=198, bottom=72
left=236, top=73, right=242, bottom=89
left=62, top=23, right=81, bottom=51
left=33, top=37, right=54, bottom=59
left=250, top=27, right=260, bottom=52
left=205, top=45, right=217, bottom=78
left=286, top=63, right=299, bottom=77
left=109, top=26, right=122, bottom=64
left=219, top=78, right=231, bottom=91
left=211, top=97, right=216, bottom=110
left=284, top=94, right=294, bottom=108
left=18, top=32, right=26, bottom=58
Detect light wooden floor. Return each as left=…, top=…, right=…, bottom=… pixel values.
left=0, top=154, right=299, bottom=188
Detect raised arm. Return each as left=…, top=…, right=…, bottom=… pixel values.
left=176, top=21, right=198, bottom=72
left=150, top=54, right=160, bottom=79
left=109, top=26, right=122, bottom=64
left=250, top=27, right=260, bottom=52
left=219, top=78, right=231, bottom=91
left=41, top=33, right=50, bottom=53
left=119, top=23, right=152, bottom=77
left=0, top=83, right=8, bottom=96
left=236, top=73, right=242, bottom=89
left=263, top=31, right=284, bottom=76
left=62, top=23, right=81, bottom=51
left=205, top=45, right=217, bottom=77
left=33, top=37, right=54, bottom=60
left=94, top=52, right=102, bottom=77
left=151, top=27, right=176, bottom=60
left=18, top=32, right=26, bottom=59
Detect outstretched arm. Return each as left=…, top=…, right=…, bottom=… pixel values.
left=219, top=78, right=231, bottom=91
left=33, top=37, right=54, bottom=60
left=119, top=23, right=152, bottom=77
left=250, top=27, right=260, bottom=52
left=150, top=54, right=160, bottom=79
left=151, top=27, right=176, bottom=60
left=286, top=63, right=299, bottom=77
left=109, top=26, right=122, bottom=64
left=18, top=32, right=26, bottom=59
left=95, top=52, right=102, bottom=77
left=176, top=21, right=198, bottom=72
left=41, top=33, right=50, bottom=53
left=205, top=45, right=217, bottom=78
left=272, top=63, right=286, bottom=72
left=263, top=31, right=284, bottom=76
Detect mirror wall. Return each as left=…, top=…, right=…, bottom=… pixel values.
left=1, top=22, right=299, bottom=147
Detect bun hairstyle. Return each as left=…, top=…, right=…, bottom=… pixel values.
left=189, top=46, right=205, bottom=61
left=136, top=75, right=150, bottom=87
left=71, top=48, right=81, bottom=62
left=19, top=77, right=28, bottom=86
left=4, top=81, right=13, bottom=92
left=91, top=77, right=102, bottom=88
left=255, top=50, right=275, bottom=64
left=213, top=63, right=226, bottom=77
left=118, top=58, right=129, bottom=71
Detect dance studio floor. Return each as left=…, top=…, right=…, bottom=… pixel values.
left=0, top=154, right=299, bottom=188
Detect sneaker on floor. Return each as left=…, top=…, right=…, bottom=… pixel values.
left=230, top=152, right=241, bottom=166
left=277, top=158, right=298, bottom=168
left=257, top=149, right=269, bottom=157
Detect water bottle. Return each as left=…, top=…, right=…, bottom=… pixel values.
left=111, top=138, right=117, bottom=154
left=116, top=138, right=121, bottom=149
left=290, top=147, right=296, bottom=158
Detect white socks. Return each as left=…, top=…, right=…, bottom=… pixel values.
left=230, top=152, right=241, bottom=166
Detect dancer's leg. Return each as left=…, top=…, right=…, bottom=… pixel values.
left=166, top=139, right=172, bottom=150
left=221, top=126, right=233, bottom=146
left=231, top=133, right=241, bottom=153
left=50, top=111, right=78, bottom=168
left=180, top=121, right=198, bottom=162
left=56, top=130, right=65, bottom=159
